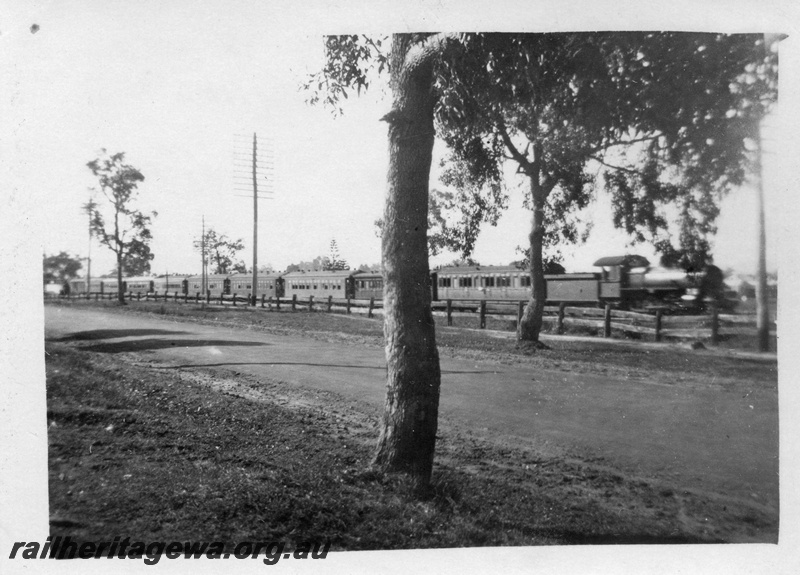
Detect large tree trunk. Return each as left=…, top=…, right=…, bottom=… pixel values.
left=373, top=34, right=441, bottom=487
left=517, top=147, right=547, bottom=344
left=753, top=121, right=770, bottom=352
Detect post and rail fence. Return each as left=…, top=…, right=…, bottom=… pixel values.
left=56, top=291, right=774, bottom=345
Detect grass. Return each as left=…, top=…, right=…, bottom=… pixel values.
left=46, top=301, right=778, bottom=547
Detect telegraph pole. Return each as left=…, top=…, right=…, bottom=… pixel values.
left=83, top=198, right=96, bottom=294
left=754, top=118, right=770, bottom=352
left=87, top=212, right=92, bottom=294
left=202, top=215, right=207, bottom=296
left=754, top=34, right=780, bottom=352
left=233, top=132, right=274, bottom=306
left=252, top=133, right=258, bottom=306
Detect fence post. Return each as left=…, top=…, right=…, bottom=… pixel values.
left=206, top=291, right=211, bottom=304
left=604, top=304, right=612, bottom=338
left=308, top=295, right=314, bottom=311
left=219, top=292, right=223, bottom=305
left=479, top=300, right=487, bottom=329
left=137, top=292, right=141, bottom=302
left=276, top=296, right=281, bottom=310
left=292, top=294, right=297, bottom=311
left=655, top=309, right=663, bottom=343
left=346, top=298, right=351, bottom=314
left=446, top=299, right=453, bottom=327
left=558, top=302, right=566, bottom=334
left=183, top=292, right=188, bottom=303
left=196, top=292, right=200, bottom=304
left=368, top=297, right=375, bottom=318
left=710, top=301, right=719, bottom=345
left=261, top=294, right=266, bottom=308
left=233, top=293, right=237, bottom=306
left=174, top=291, right=179, bottom=302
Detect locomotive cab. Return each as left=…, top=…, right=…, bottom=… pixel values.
left=593, top=255, right=651, bottom=308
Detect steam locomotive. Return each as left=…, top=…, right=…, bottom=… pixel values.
left=432, top=255, right=726, bottom=312
left=65, top=254, right=726, bottom=313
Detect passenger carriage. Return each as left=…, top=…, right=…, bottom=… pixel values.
left=228, top=273, right=285, bottom=299
left=122, top=276, right=155, bottom=295
left=152, top=275, right=190, bottom=296
left=282, top=270, right=357, bottom=301
left=68, top=278, right=87, bottom=294
left=186, top=274, right=231, bottom=298
left=432, top=266, right=533, bottom=301
left=353, top=271, right=383, bottom=300
left=94, top=278, right=119, bottom=294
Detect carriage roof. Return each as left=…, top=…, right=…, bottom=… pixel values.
left=435, top=265, right=523, bottom=275
left=228, top=272, right=283, bottom=280
left=282, top=270, right=358, bottom=279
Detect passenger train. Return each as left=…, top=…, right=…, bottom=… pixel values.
left=65, top=254, right=727, bottom=313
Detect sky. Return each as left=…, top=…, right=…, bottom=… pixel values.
left=2, top=1, right=796, bottom=284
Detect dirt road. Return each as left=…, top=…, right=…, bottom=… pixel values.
left=44, top=306, right=778, bottom=512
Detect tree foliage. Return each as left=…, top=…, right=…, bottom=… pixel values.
left=428, top=32, right=777, bottom=340
left=324, top=239, right=350, bottom=270
left=118, top=239, right=154, bottom=276
left=43, top=252, right=83, bottom=284
left=285, top=255, right=330, bottom=273
left=195, top=228, right=246, bottom=274
left=86, top=150, right=156, bottom=303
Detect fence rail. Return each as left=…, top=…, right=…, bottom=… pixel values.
left=57, top=291, right=773, bottom=344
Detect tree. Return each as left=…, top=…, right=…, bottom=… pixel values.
left=258, top=263, right=275, bottom=274
left=86, top=150, right=156, bottom=304
left=118, top=240, right=154, bottom=276
left=309, top=34, right=452, bottom=487
left=194, top=228, right=246, bottom=274
left=324, top=239, right=349, bottom=270
left=285, top=255, right=329, bottom=273
left=431, top=33, right=777, bottom=343
left=43, top=252, right=82, bottom=285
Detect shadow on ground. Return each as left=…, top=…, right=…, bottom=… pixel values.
left=159, top=361, right=496, bottom=375
left=53, top=329, right=190, bottom=341
left=73, top=339, right=270, bottom=354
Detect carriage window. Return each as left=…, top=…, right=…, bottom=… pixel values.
left=483, top=277, right=495, bottom=288
left=438, top=277, right=452, bottom=288
left=520, top=276, right=531, bottom=287
left=460, top=278, right=472, bottom=288
left=497, top=276, right=510, bottom=287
